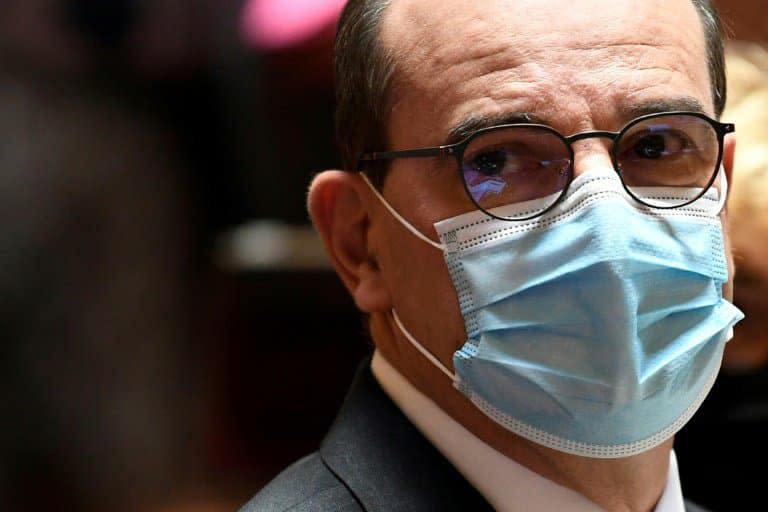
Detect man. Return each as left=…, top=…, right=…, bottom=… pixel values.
left=241, top=0, right=743, bottom=510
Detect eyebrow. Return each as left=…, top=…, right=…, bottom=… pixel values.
left=446, top=112, right=544, bottom=145
left=619, top=97, right=707, bottom=120
left=445, top=96, right=707, bottom=145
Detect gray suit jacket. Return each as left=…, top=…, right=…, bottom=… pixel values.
left=240, top=358, right=710, bottom=512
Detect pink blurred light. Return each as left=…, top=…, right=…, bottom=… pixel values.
left=240, top=0, right=346, bottom=51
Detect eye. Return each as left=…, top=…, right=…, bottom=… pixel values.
left=634, top=134, right=665, bottom=158
left=627, top=130, right=691, bottom=160
left=471, top=149, right=507, bottom=176
left=467, top=147, right=545, bottom=177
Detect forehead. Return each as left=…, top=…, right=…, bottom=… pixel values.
left=380, top=0, right=711, bottom=145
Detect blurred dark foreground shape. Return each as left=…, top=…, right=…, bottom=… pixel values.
left=0, top=0, right=355, bottom=510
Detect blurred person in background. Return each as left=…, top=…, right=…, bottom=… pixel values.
left=674, top=40, right=768, bottom=511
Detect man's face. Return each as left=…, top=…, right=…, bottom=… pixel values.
left=367, top=0, right=730, bottom=377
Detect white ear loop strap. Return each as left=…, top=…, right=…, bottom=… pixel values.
left=716, top=166, right=728, bottom=214
left=360, top=173, right=449, bottom=252
left=392, top=309, right=456, bottom=381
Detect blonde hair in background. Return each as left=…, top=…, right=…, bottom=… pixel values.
left=724, top=41, right=768, bottom=280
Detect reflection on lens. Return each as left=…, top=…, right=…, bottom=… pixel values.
left=616, top=114, right=719, bottom=207
left=461, top=126, right=571, bottom=219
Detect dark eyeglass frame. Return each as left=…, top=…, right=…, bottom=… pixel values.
left=359, top=111, right=734, bottom=221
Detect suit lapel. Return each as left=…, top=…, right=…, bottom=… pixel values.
left=319, top=357, right=493, bottom=512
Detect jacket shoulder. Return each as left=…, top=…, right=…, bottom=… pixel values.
left=238, top=453, right=363, bottom=512
left=684, top=499, right=711, bottom=512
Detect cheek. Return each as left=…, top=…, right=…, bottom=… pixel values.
left=374, top=209, right=470, bottom=359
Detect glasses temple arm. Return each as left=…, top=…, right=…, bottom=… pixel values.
left=359, top=146, right=455, bottom=162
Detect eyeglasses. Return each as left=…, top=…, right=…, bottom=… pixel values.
left=359, top=111, right=734, bottom=221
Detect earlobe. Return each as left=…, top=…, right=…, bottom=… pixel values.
left=307, top=170, right=392, bottom=313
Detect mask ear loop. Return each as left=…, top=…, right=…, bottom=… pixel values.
left=715, top=166, right=728, bottom=214
left=360, top=173, right=450, bottom=252
left=716, top=165, right=734, bottom=340
left=392, top=309, right=457, bottom=381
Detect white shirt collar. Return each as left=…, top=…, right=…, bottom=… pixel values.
left=371, top=350, right=685, bottom=512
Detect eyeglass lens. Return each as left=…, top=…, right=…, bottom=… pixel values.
left=461, top=113, right=721, bottom=219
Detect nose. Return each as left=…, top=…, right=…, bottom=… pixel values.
left=570, top=136, right=614, bottom=178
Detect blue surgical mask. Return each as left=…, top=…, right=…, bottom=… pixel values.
left=363, top=170, right=744, bottom=458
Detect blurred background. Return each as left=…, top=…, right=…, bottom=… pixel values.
left=0, top=1, right=765, bottom=512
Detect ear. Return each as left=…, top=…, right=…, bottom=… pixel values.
left=308, top=170, right=392, bottom=313
left=721, top=134, right=737, bottom=301
left=723, top=133, right=736, bottom=191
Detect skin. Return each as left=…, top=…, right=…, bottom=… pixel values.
left=309, top=0, right=736, bottom=510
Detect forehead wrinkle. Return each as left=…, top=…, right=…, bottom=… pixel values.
left=381, top=0, right=712, bottom=147
left=380, top=0, right=535, bottom=119
left=413, top=36, right=704, bottom=116
left=383, top=0, right=706, bottom=82
left=448, top=43, right=691, bottom=129
left=382, top=0, right=527, bottom=69
left=391, top=32, right=527, bottom=103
